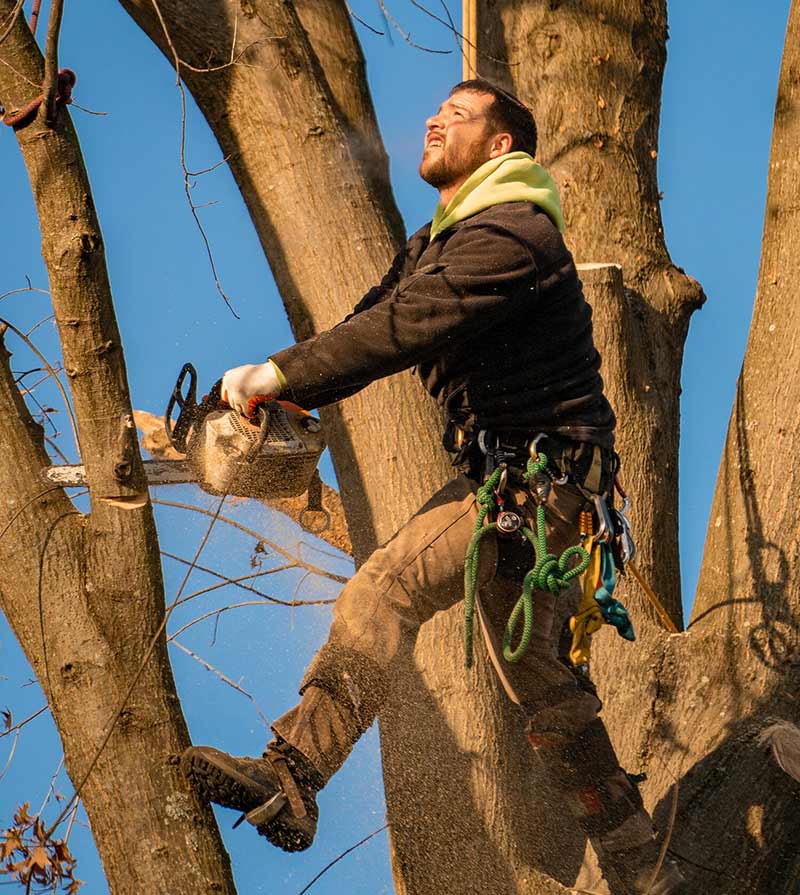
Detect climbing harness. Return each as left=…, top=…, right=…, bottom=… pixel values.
left=462, top=427, right=648, bottom=670
left=463, top=449, right=590, bottom=667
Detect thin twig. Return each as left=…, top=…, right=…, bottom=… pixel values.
left=179, top=38, right=280, bottom=73
left=62, top=800, right=79, bottom=844
left=170, top=638, right=271, bottom=729
left=0, top=281, right=50, bottom=303
left=69, top=100, right=107, bottom=116
left=0, top=704, right=48, bottom=739
left=153, top=499, right=349, bottom=583
left=162, top=553, right=335, bottom=608
left=296, top=823, right=389, bottom=894
left=410, top=0, right=513, bottom=68
left=0, top=730, right=19, bottom=781
left=377, top=0, right=450, bottom=53
left=35, top=755, right=65, bottom=818
left=168, top=598, right=315, bottom=641
left=44, top=435, right=69, bottom=465
left=42, top=0, right=65, bottom=126
left=171, top=560, right=334, bottom=608
left=25, top=312, right=55, bottom=337
left=148, top=0, right=238, bottom=317
left=346, top=2, right=384, bottom=35
left=0, top=316, right=80, bottom=453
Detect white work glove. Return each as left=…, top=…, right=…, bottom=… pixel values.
left=221, top=360, right=283, bottom=418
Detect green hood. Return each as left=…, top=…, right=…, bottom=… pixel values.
left=429, top=151, right=565, bottom=242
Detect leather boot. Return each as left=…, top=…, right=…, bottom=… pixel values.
left=181, top=739, right=323, bottom=852
left=183, top=644, right=384, bottom=852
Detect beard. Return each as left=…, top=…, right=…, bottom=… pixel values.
left=419, top=139, right=489, bottom=191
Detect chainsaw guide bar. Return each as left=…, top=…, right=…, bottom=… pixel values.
left=42, top=459, right=195, bottom=488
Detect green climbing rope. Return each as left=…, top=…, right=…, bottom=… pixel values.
left=463, top=452, right=590, bottom=668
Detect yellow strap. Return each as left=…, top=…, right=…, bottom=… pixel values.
left=627, top=561, right=679, bottom=634
left=569, top=538, right=604, bottom=666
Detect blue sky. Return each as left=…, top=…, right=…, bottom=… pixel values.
left=0, top=1, right=791, bottom=893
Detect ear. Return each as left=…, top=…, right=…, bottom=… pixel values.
left=488, top=132, right=514, bottom=158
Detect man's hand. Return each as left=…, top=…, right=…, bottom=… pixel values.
left=221, top=361, right=283, bottom=417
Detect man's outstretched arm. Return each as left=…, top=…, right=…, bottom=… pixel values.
left=264, top=222, right=536, bottom=411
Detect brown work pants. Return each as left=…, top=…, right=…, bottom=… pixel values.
left=273, top=473, right=606, bottom=778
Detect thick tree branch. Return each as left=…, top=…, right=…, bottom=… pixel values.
left=0, top=5, right=238, bottom=892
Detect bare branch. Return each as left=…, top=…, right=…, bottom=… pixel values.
left=170, top=638, right=271, bottom=729
left=0, top=316, right=79, bottom=451
left=168, top=600, right=280, bottom=639
left=152, top=498, right=349, bottom=583
left=41, top=0, right=63, bottom=125
left=35, top=755, right=65, bottom=819
left=0, top=705, right=48, bottom=740
left=296, top=823, right=389, bottom=894
left=346, top=2, right=384, bottom=35
left=0, top=281, right=50, bottom=303
left=0, top=730, right=19, bottom=782
left=165, top=556, right=336, bottom=608
left=376, top=0, right=450, bottom=54
left=148, top=0, right=238, bottom=316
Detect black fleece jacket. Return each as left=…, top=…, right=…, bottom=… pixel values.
left=271, top=202, right=616, bottom=447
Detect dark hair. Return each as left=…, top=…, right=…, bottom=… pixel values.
left=450, top=79, right=537, bottom=158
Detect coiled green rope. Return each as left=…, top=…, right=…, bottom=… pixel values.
left=464, top=453, right=590, bottom=668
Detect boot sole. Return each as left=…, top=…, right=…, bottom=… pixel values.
left=181, top=746, right=317, bottom=852
left=181, top=746, right=276, bottom=813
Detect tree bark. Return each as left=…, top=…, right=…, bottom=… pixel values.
left=650, top=4, right=800, bottom=890
left=0, top=8, right=236, bottom=893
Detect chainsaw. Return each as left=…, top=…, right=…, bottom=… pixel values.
left=43, top=363, right=327, bottom=523
left=164, top=362, right=325, bottom=500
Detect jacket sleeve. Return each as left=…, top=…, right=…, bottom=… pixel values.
left=271, top=221, right=537, bottom=410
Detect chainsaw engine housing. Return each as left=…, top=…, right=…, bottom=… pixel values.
left=187, top=403, right=325, bottom=499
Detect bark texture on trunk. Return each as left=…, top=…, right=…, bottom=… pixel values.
left=652, top=4, right=800, bottom=890
left=0, top=8, right=236, bottom=894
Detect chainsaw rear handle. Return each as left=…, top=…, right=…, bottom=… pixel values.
left=165, top=362, right=199, bottom=453
left=165, top=362, right=225, bottom=454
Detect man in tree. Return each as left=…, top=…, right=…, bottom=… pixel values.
left=181, top=80, right=683, bottom=894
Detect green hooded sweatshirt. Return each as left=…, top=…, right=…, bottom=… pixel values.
left=428, top=151, right=564, bottom=243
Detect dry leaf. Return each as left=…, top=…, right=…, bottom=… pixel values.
left=597, top=95, right=606, bottom=109
left=13, top=804, right=31, bottom=826
left=1, top=709, right=10, bottom=731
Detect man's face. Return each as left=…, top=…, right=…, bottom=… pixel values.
left=419, top=91, right=499, bottom=190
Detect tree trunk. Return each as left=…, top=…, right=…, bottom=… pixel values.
left=649, top=4, right=800, bottom=890
left=0, top=8, right=236, bottom=894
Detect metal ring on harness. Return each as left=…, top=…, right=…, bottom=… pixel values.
left=531, top=431, right=568, bottom=484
